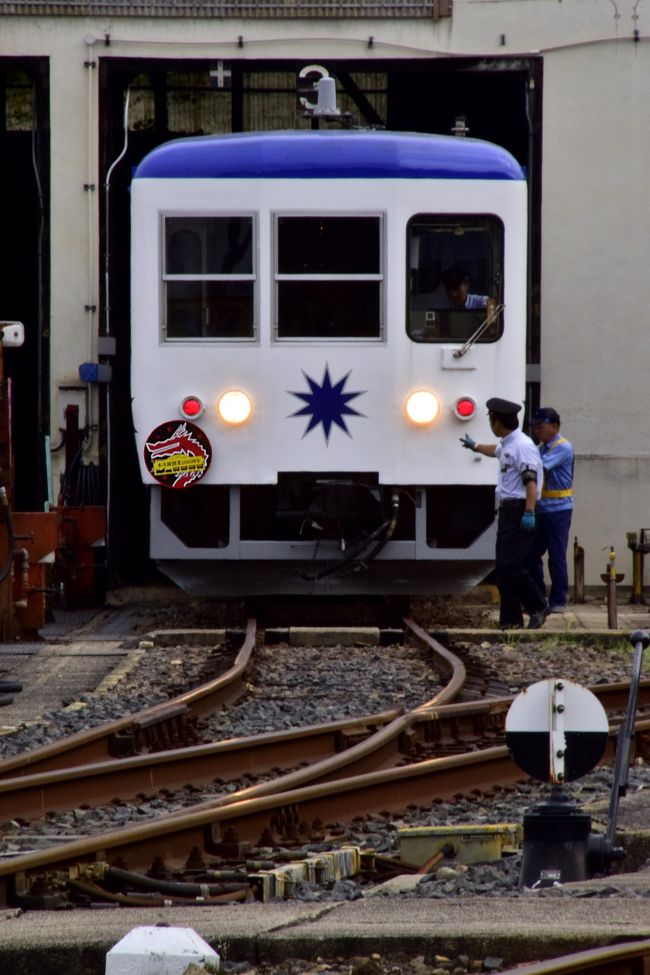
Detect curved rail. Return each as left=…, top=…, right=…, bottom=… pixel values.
left=0, top=716, right=637, bottom=897
left=1, top=701, right=649, bottom=908
left=0, top=619, right=472, bottom=823
left=0, top=616, right=464, bottom=785
left=0, top=708, right=400, bottom=822
left=2, top=685, right=645, bottom=826
left=0, top=742, right=521, bottom=901
left=1, top=621, right=649, bottom=909
left=0, top=618, right=258, bottom=778
left=403, top=616, right=466, bottom=704
left=2, top=622, right=650, bottom=825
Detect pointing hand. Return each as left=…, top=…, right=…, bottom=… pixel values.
left=459, top=435, right=477, bottom=451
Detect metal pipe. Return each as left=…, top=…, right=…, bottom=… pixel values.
left=627, top=530, right=647, bottom=605
left=604, top=629, right=650, bottom=853
left=606, top=547, right=618, bottom=630
left=632, top=548, right=645, bottom=604
left=83, top=37, right=97, bottom=455
left=573, top=536, right=585, bottom=604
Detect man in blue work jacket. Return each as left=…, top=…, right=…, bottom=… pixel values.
left=525, top=407, right=574, bottom=613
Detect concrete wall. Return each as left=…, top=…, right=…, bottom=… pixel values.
left=1, top=2, right=649, bottom=585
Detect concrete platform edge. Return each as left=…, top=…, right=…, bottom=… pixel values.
left=2, top=894, right=650, bottom=975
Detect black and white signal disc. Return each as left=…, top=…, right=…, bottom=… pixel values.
left=505, top=678, right=609, bottom=784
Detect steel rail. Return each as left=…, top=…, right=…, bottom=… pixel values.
left=0, top=618, right=258, bottom=778
left=2, top=686, right=643, bottom=826
left=2, top=610, right=645, bottom=788
left=0, top=616, right=463, bottom=784
left=0, top=743, right=523, bottom=905
left=0, top=619, right=649, bottom=906
left=507, top=937, right=650, bottom=974
left=403, top=616, right=466, bottom=704
left=0, top=697, right=506, bottom=823
left=1, top=624, right=649, bottom=824
left=0, top=622, right=475, bottom=901
left=0, top=708, right=400, bottom=822
left=0, top=620, right=471, bottom=822
left=125, top=703, right=650, bottom=820
left=0, top=707, right=648, bottom=904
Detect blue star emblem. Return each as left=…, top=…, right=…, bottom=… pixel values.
left=289, top=365, right=365, bottom=442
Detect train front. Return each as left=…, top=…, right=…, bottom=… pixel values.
left=130, top=130, right=527, bottom=595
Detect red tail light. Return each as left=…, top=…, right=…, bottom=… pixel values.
left=454, top=397, right=476, bottom=420
left=181, top=396, right=204, bottom=419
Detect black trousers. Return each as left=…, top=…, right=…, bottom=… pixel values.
left=495, top=500, right=547, bottom=627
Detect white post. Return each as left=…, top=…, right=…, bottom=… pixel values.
left=105, top=925, right=220, bottom=975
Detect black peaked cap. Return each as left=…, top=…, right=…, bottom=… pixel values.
left=486, top=398, right=522, bottom=415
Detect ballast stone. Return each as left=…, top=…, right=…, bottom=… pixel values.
left=105, top=925, right=220, bottom=975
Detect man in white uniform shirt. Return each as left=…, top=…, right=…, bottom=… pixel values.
left=460, top=398, right=548, bottom=629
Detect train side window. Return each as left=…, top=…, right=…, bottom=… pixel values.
left=274, top=215, right=383, bottom=340
left=163, top=215, right=256, bottom=340
left=407, top=215, right=504, bottom=343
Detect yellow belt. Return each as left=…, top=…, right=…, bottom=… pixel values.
left=541, top=487, right=573, bottom=498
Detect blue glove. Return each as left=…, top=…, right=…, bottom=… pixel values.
left=459, top=434, right=476, bottom=451
left=520, top=511, right=536, bottom=531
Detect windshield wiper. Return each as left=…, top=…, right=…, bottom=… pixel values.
left=453, top=302, right=505, bottom=358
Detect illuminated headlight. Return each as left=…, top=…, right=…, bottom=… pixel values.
left=218, top=389, right=253, bottom=425
left=405, top=390, right=440, bottom=425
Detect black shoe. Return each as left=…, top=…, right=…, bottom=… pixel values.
left=528, top=603, right=550, bottom=630
left=500, top=621, right=523, bottom=629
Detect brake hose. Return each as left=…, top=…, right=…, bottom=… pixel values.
left=303, top=489, right=401, bottom=582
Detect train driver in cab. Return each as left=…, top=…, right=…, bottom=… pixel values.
left=434, top=267, right=488, bottom=310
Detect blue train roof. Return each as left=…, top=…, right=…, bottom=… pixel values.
left=134, top=130, right=525, bottom=182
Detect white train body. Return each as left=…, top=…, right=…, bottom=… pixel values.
left=131, top=130, right=527, bottom=595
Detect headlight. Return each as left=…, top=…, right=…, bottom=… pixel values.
left=405, top=390, right=440, bottom=425
left=218, top=389, right=253, bottom=425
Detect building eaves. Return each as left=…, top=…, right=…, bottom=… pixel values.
left=0, top=0, right=451, bottom=18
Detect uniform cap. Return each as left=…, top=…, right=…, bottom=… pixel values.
left=486, top=398, right=521, bottom=416
left=531, top=407, right=560, bottom=425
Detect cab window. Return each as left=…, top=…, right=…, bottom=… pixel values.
left=274, top=215, right=383, bottom=340
left=163, top=215, right=255, bottom=340
left=407, top=215, right=504, bottom=343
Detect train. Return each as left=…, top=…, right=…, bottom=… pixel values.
left=130, top=128, right=527, bottom=596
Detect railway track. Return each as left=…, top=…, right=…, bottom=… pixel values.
left=0, top=617, right=649, bottom=911
left=0, top=617, right=647, bottom=825
left=0, top=614, right=469, bottom=783
left=0, top=618, right=258, bottom=777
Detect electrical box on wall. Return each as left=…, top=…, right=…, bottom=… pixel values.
left=0, top=321, right=25, bottom=347
left=58, top=385, right=87, bottom=431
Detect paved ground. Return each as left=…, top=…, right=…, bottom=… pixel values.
left=1, top=871, right=650, bottom=974
left=491, top=593, right=650, bottom=637
left=447, top=584, right=650, bottom=638
left=0, top=606, right=149, bottom=733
